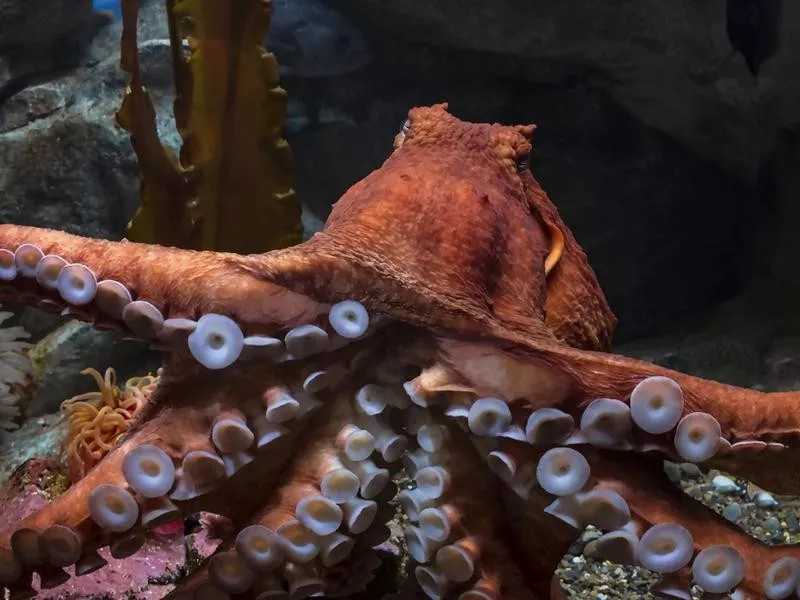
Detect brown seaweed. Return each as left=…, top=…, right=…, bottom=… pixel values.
left=117, top=0, right=301, bottom=253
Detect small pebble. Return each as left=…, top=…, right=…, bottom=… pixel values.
left=711, top=475, right=739, bottom=493
left=580, top=528, right=602, bottom=544
left=722, top=503, right=742, bottom=522
left=663, top=461, right=682, bottom=484
left=679, top=462, right=703, bottom=478
left=786, top=515, right=799, bottom=534
left=754, top=491, right=779, bottom=509
left=764, top=516, right=781, bottom=533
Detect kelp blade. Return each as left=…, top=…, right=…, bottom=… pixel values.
left=117, top=0, right=195, bottom=247
left=174, top=0, right=301, bottom=253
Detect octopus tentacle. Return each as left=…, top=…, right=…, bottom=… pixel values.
left=536, top=343, right=800, bottom=493
left=162, top=541, right=385, bottom=599
left=414, top=337, right=800, bottom=494
left=0, top=357, right=348, bottom=589
left=0, top=225, right=323, bottom=337
left=161, top=392, right=403, bottom=599
left=440, top=412, right=584, bottom=598
left=397, top=412, right=543, bottom=599
left=589, top=450, right=800, bottom=599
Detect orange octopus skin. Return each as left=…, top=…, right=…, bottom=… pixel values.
left=0, top=103, right=798, bottom=600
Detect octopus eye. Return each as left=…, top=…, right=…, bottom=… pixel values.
left=516, top=153, right=530, bottom=172
left=401, top=118, right=411, bottom=134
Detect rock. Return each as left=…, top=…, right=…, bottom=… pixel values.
left=762, top=337, right=800, bottom=392
left=0, top=457, right=64, bottom=521
left=337, top=0, right=776, bottom=182
left=0, top=414, right=65, bottom=485
left=579, top=528, right=603, bottom=545
left=0, top=37, right=176, bottom=240
left=80, top=0, right=169, bottom=68
left=711, top=475, right=739, bottom=493
left=0, top=0, right=108, bottom=100
left=0, top=80, right=71, bottom=132
left=754, top=491, right=779, bottom=509
left=27, top=320, right=162, bottom=416
left=0, top=0, right=94, bottom=50
left=786, top=514, right=800, bottom=534
left=763, top=515, right=781, bottom=533
left=722, top=503, right=742, bottom=522
left=663, top=461, right=682, bottom=484
left=678, top=462, right=703, bottom=479
left=617, top=333, right=761, bottom=385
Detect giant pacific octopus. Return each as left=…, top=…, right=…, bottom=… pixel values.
left=1, top=103, right=800, bottom=600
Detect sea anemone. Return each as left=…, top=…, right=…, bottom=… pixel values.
left=61, top=367, right=158, bottom=482
left=0, top=307, right=34, bottom=431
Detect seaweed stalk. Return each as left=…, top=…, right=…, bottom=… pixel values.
left=117, top=0, right=301, bottom=253
left=116, top=0, right=195, bottom=247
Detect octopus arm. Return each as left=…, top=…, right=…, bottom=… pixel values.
left=0, top=360, right=341, bottom=593
left=535, top=343, right=800, bottom=494
left=398, top=415, right=541, bottom=599
left=589, top=450, right=800, bottom=600
left=0, top=224, right=323, bottom=338
left=159, top=395, right=406, bottom=599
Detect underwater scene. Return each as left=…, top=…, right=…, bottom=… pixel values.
left=0, top=0, right=796, bottom=598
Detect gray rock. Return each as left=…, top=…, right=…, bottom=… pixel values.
left=0, top=412, right=64, bottom=485
left=762, top=338, right=800, bottom=392
left=0, top=0, right=94, bottom=50
left=786, top=514, right=799, bottom=534
left=763, top=515, right=781, bottom=533
left=0, top=5, right=176, bottom=241
left=80, top=0, right=170, bottom=68
left=679, top=462, right=703, bottom=479
left=617, top=333, right=761, bottom=386
left=722, top=503, right=742, bottom=522
left=754, top=491, right=780, bottom=509
left=0, top=0, right=110, bottom=101
left=28, top=320, right=161, bottom=417
left=0, top=81, right=71, bottom=133
left=0, top=109, right=141, bottom=237
left=663, top=461, right=682, bottom=484
left=337, top=0, right=777, bottom=182
left=711, top=475, right=739, bottom=493
left=579, top=528, right=602, bottom=544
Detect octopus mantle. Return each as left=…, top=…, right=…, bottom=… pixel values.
left=1, top=104, right=799, bottom=600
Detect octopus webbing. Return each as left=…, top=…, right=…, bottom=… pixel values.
left=0, top=103, right=799, bottom=600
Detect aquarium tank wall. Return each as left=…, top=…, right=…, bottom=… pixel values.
left=0, top=0, right=798, bottom=598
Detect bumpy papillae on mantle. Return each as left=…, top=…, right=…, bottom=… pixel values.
left=1, top=104, right=800, bottom=600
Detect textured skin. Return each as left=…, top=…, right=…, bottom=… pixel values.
left=0, top=104, right=797, bottom=599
